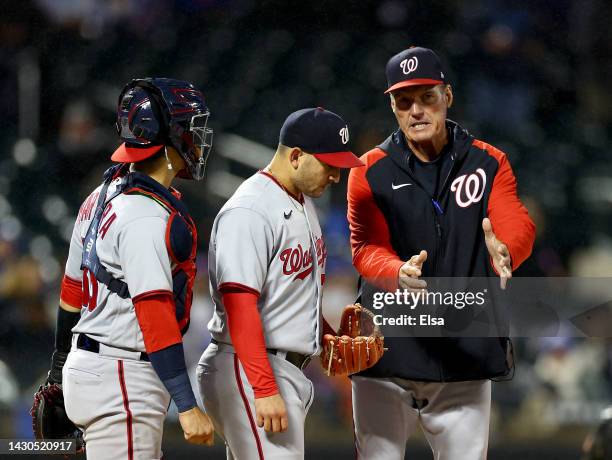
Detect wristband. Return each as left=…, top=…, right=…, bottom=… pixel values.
left=148, top=342, right=197, bottom=412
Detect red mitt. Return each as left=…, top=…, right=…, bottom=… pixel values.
left=321, top=304, right=385, bottom=376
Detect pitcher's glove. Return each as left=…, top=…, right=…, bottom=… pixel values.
left=321, top=304, right=385, bottom=376
left=31, top=354, right=85, bottom=453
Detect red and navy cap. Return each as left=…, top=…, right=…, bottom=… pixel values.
left=385, top=46, right=447, bottom=94
left=279, top=107, right=364, bottom=168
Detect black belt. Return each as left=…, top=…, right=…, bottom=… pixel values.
left=77, top=334, right=150, bottom=362
left=211, top=339, right=311, bottom=370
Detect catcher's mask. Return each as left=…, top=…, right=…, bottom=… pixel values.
left=112, top=78, right=213, bottom=181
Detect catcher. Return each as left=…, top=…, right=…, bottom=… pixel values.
left=31, top=77, right=215, bottom=459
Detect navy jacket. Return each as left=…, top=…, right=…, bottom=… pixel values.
left=347, top=120, right=535, bottom=381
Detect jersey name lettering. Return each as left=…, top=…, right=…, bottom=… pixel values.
left=98, top=202, right=117, bottom=240
left=279, top=236, right=327, bottom=281
left=77, top=191, right=100, bottom=223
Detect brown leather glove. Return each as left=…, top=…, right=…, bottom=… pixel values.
left=321, top=304, right=385, bottom=376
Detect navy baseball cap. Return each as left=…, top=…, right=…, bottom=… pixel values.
left=385, top=46, right=447, bottom=94
left=279, top=107, right=363, bottom=168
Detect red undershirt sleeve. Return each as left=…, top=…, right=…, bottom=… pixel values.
left=133, top=291, right=182, bottom=353
left=347, top=155, right=404, bottom=291
left=60, top=275, right=83, bottom=309
left=221, top=287, right=279, bottom=398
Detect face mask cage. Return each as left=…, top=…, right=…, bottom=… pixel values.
left=183, top=111, right=213, bottom=180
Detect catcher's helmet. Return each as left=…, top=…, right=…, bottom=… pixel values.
left=111, top=78, right=213, bottom=180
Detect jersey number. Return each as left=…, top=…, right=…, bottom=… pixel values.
left=82, top=268, right=99, bottom=311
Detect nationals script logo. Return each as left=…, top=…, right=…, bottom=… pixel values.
left=450, top=168, right=487, bottom=208
left=339, top=126, right=349, bottom=144
left=400, top=56, right=418, bottom=75
left=279, top=236, right=327, bottom=280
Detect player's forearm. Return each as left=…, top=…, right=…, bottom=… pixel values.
left=506, top=220, right=535, bottom=269
left=133, top=292, right=197, bottom=412
left=348, top=170, right=404, bottom=288
left=222, top=290, right=279, bottom=398
left=48, top=304, right=81, bottom=384
left=487, top=153, right=536, bottom=270
left=50, top=273, right=83, bottom=385
left=54, top=305, right=80, bottom=352
left=490, top=217, right=535, bottom=271
left=353, top=246, right=404, bottom=291
left=148, top=343, right=197, bottom=412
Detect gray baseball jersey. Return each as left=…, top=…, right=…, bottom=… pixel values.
left=65, top=177, right=175, bottom=351
left=207, top=171, right=327, bottom=356
left=62, top=176, right=184, bottom=459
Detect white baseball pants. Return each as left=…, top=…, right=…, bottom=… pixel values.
left=352, top=376, right=491, bottom=460
left=197, top=342, right=314, bottom=459
left=62, top=344, right=170, bottom=460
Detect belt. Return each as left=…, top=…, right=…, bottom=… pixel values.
left=77, top=334, right=150, bottom=362
left=211, top=339, right=311, bottom=370
left=270, top=349, right=312, bottom=370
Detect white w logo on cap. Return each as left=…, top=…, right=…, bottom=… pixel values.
left=339, top=126, right=349, bottom=144
left=400, top=56, right=419, bottom=75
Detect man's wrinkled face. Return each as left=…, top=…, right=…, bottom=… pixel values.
left=293, top=153, right=340, bottom=198
left=390, top=84, right=452, bottom=145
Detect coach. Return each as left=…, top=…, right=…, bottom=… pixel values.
left=347, top=46, right=536, bottom=459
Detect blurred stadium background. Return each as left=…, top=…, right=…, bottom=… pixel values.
left=1, top=0, right=611, bottom=458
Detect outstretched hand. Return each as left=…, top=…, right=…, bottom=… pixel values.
left=482, top=218, right=512, bottom=289
left=399, top=250, right=428, bottom=291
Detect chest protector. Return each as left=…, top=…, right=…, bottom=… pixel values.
left=81, top=164, right=197, bottom=334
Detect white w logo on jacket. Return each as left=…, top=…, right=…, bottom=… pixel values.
left=450, top=168, right=486, bottom=208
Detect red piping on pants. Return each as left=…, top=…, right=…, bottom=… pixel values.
left=118, top=360, right=134, bottom=460
left=234, top=354, right=264, bottom=459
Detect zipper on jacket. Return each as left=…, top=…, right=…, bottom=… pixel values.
left=428, top=152, right=456, bottom=275
left=431, top=198, right=443, bottom=273
left=389, top=146, right=457, bottom=275
left=438, top=152, right=457, bottom=198
left=397, top=170, right=445, bottom=275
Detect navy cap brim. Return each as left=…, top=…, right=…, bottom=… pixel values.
left=111, top=143, right=164, bottom=162
left=313, top=151, right=364, bottom=168
left=384, top=78, right=444, bottom=94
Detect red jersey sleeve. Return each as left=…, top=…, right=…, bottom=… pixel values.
left=347, top=150, right=404, bottom=291
left=476, top=140, right=536, bottom=270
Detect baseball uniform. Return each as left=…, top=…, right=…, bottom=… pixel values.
left=39, top=78, right=214, bottom=459
left=61, top=167, right=197, bottom=459
left=198, top=107, right=363, bottom=459
left=347, top=47, right=536, bottom=459
left=198, top=171, right=323, bottom=459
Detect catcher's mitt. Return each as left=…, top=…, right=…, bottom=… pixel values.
left=31, top=381, right=85, bottom=452
left=321, top=304, right=385, bottom=376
